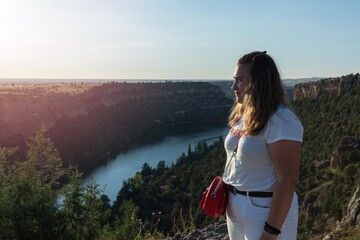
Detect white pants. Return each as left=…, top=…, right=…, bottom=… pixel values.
left=226, top=192, right=298, bottom=240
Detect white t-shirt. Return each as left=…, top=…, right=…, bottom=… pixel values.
left=223, top=105, right=303, bottom=191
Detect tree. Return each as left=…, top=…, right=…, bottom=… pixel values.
left=141, top=162, right=153, bottom=177
left=187, top=144, right=192, bottom=160
left=202, top=141, right=209, bottom=152
left=0, top=130, right=111, bottom=239
left=61, top=170, right=110, bottom=240
left=26, top=126, right=65, bottom=188
left=111, top=200, right=143, bottom=240
left=343, top=164, right=358, bottom=183
left=156, top=161, right=167, bottom=176
left=195, top=142, right=203, bottom=153
left=0, top=129, right=66, bottom=239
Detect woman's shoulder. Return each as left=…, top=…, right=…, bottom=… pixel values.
left=271, top=105, right=301, bottom=125
left=263, top=105, right=304, bottom=143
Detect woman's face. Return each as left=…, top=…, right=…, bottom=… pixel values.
left=232, top=64, right=251, bottom=103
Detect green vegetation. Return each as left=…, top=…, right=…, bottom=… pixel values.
left=0, top=129, right=226, bottom=239
left=1, top=75, right=359, bottom=239
left=0, top=130, right=167, bottom=239
left=293, top=80, right=360, bottom=238
left=112, top=138, right=225, bottom=234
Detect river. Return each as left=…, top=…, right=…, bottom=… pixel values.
left=83, top=124, right=230, bottom=202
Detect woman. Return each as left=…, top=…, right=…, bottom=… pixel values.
left=223, top=51, right=303, bottom=240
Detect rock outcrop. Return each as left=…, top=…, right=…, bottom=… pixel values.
left=168, top=219, right=228, bottom=240
left=293, top=73, right=360, bottom=101
left=346, top=187, right=360, bottom=225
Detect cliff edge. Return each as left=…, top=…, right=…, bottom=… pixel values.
left=293, top=73, right=360, bottom=101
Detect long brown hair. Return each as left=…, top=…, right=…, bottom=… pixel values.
left=228, top=51, right=289, bottom=135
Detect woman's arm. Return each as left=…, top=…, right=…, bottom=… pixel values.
left=260, top=140, right=302, bottom=240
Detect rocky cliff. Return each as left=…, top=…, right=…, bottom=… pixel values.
left=0, top=81, right=232, bottom=167
left=293, top=73, right=360, bottom=101
left=347, top=186, right=360, bottom=226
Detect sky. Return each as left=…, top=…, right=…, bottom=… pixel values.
left=0, top=0, right=359, bottom=80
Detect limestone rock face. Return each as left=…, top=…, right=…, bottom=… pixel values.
left=330, top=136, right=360, bottom=168
left=168, top=219, right=228, bottom=240
left=346, top=187, right=360, bottom=225
left=293, top=73, right=360, bottom=101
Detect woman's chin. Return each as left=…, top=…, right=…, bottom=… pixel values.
left=235, top=97, right=243, bottom=103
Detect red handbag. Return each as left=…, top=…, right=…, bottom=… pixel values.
left=199, top=144, right=238, bottom=218
left=200, top=176, right=228, bottom=218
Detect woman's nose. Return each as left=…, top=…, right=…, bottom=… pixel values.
left=231, top=80, right=238, bottom=91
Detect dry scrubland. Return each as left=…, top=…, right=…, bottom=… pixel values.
left=0, top=82, right=103, bottom=96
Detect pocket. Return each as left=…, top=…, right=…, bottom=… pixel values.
left=248, top=196, right=272, bottom=209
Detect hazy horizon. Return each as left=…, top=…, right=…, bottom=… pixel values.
left=0, top=77, right=324, bottom=84
left=1, top=1, right=359, bottom=80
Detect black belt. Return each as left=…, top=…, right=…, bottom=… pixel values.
left=228, top=185, right=273, bottom=198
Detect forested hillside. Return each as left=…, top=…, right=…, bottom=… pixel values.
left=293, top=73, right=360, bottom=239
left=0, top=81, right=232, bottom=169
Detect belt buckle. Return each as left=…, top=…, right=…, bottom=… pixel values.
left=231, top=186, right=237, bottom=195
